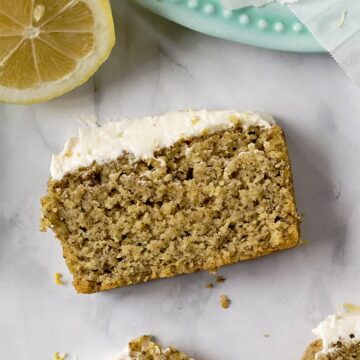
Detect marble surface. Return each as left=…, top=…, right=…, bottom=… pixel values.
left=1, top=1, right=360, bottom=359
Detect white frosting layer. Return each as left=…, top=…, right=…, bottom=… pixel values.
left=50, top=110, right=275, bottom=179
left=313, top=310, right=360, bottom=356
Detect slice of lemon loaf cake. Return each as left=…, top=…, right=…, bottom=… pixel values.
left=113, top=336, right=193, bottom=360
left=41, top=110, right=300, bottom=293
left=301, top=305, right=360, bottom=360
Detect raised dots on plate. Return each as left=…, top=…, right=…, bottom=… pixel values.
left=222, top=9, right=233, bottom=19
left=238, top=14, right=250, bottom=25
left=258, top=19, right=268, bottom=30
left=203, top=3, right=215, bottom=15
left=274, top=22, right=284, bottom=32
left=187, top=0, right=199, bottom=9
left=293, top=22, right=303, bottom=32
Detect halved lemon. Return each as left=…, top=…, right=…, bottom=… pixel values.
left=0, top=0, right=115, bottom=104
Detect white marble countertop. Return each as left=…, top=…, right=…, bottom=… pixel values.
left=1, top=1, right=360, bottom=359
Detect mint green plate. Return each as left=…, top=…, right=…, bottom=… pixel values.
left=133, top=0, right=324, bottom=53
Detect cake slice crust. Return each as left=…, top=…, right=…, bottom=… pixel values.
left=41, top=122, right=300, bottom=293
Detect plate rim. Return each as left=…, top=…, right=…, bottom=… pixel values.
left=133, top=0, right=325, bottom=53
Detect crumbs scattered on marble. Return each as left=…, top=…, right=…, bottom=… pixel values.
left=206, top=283, right=214, bottom=289
left=343, top=303, right=360, bottom=313
left=216, top=275, right=226, bottom=283
left=54, top=273, right=64, bottom=285
left=220, top=294, right=231, bottom=309
left=54, top=352, right=66, bottom=360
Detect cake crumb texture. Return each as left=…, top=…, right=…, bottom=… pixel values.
left=41, top=124, right=300, bottom=293
left=128, top=336, right=192, bottom=359
left=318, top=340, right=360, bottom=359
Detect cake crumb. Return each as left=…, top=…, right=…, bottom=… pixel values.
left=54, top=273, right=63, bottom=285
left=206, top=283, right=214, bottom=289
left=263, top=334, right=270, bottom=338
left=201, top=128, right=209, bottom=136
left=216, top=275, right=226, bottom=283
left=191, top=116, right=200, bottom=125
left=54, top=352, right=66, bottom=360
left=343, top=303, right=360, bottom=312
left=229, top=115, right=242, bottom=126
left=220, top=294, right=231, bottom=309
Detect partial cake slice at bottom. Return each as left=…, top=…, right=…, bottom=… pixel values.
left=301, top=305, right=360, bottom=360
left=113, top=336, right=193, bottom=360
left=41, top=110, right=300, bottom=293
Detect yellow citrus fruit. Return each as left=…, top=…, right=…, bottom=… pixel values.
left=0, top=0, right=115, bottom=104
